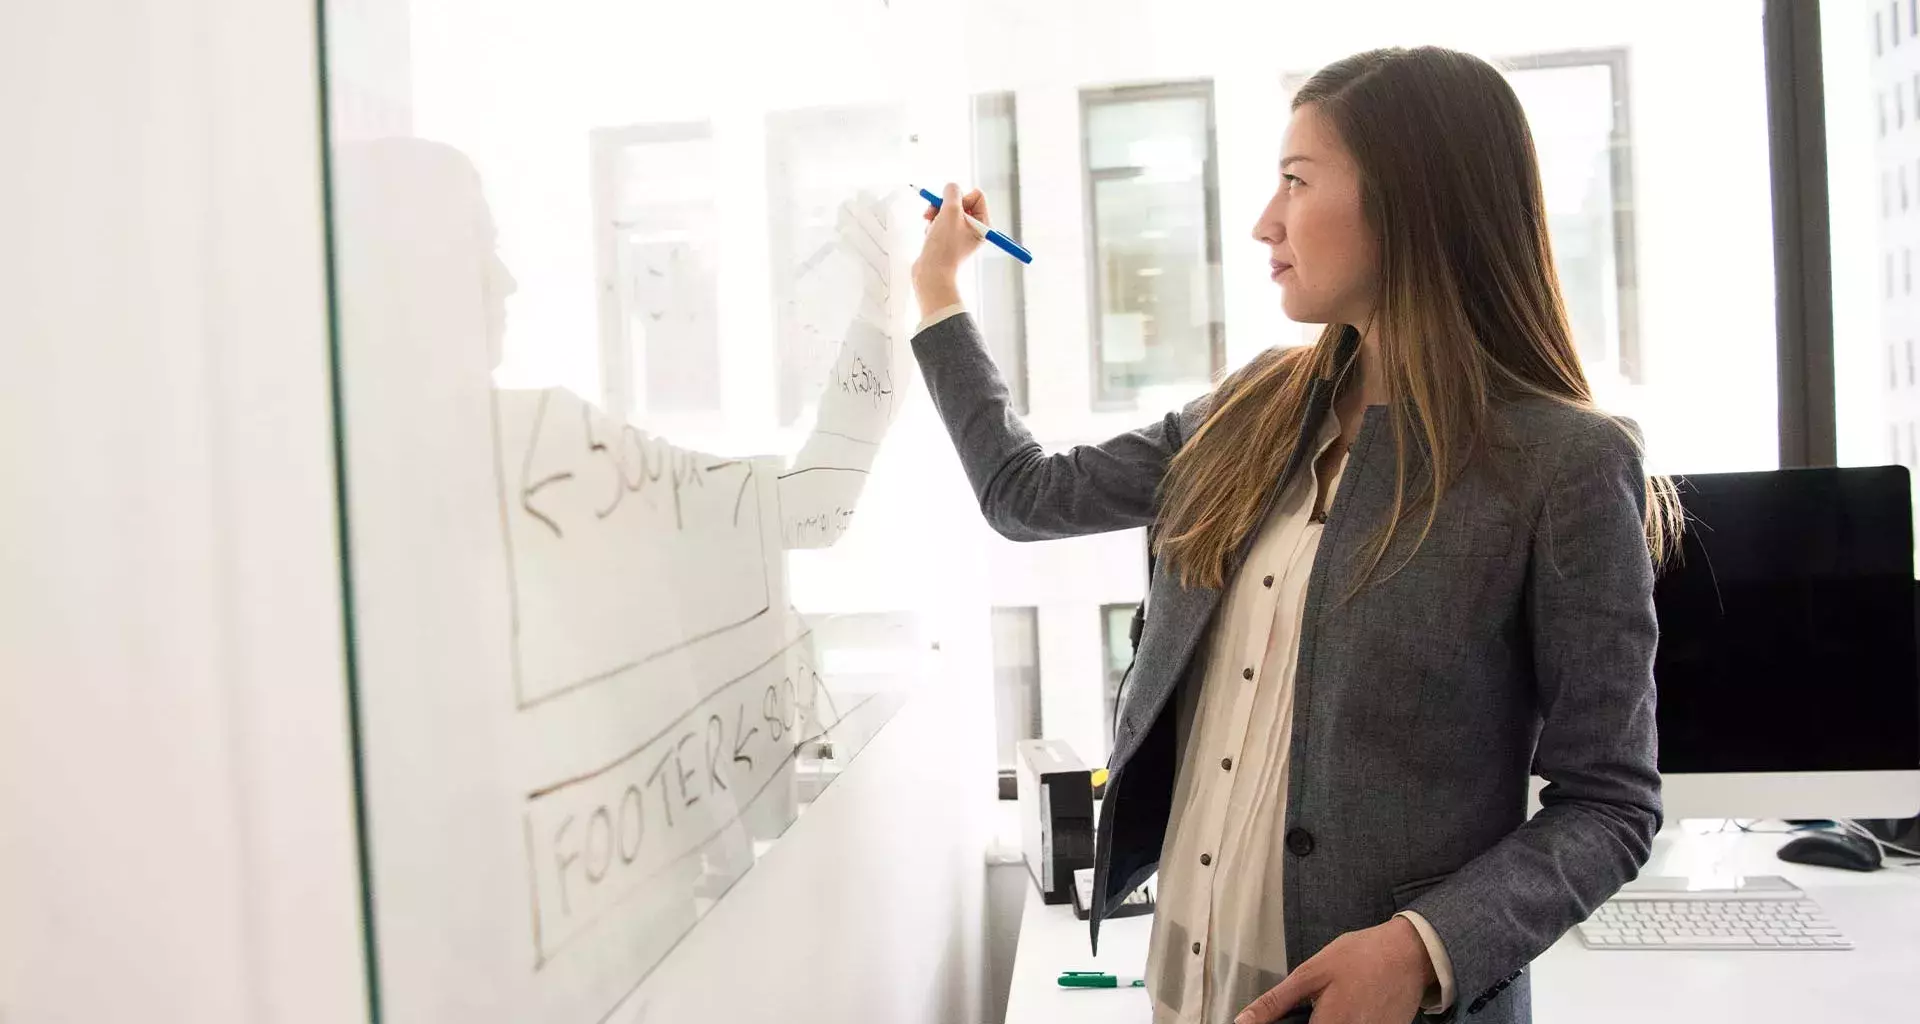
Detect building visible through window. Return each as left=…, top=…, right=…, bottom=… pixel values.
left=1083, top=81, right=1224, bottom=408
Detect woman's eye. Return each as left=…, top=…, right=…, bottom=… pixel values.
left=1282, top=174, right=1303, bottom=191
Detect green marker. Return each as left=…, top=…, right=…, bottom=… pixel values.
left=1058, top=971, right=1145, bottom=989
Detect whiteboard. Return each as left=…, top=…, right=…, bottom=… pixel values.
left=321, top=0, right=964, bottom=1019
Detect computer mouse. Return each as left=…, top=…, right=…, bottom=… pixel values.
left=1777, top=832, right=1883, bottom=872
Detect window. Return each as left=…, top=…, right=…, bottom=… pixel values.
left=764, top=104, right=907, bottom=427
left=590, top=123, right=722, bottom=426
left=991, top=607, right=1042, bottom=797
left=1839, top=0, right=1920, bottom=554
left=1083, top=81, right=1224, bottom=408
left=1099, top=603, right=1139, bottom=746
left=972, top=92, right=1030, bottom=414
left=1503, top=50, right=1643, bottom=381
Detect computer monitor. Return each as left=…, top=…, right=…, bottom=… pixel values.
left=1653, top=466, right=1920, bottom=821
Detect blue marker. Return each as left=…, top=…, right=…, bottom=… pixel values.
left=916, top=186, right=1034, bottom=264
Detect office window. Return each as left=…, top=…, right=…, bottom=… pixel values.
left=991, top=607, right=1042, bottom=796
left=590, top=123, right=722, bottom=425
left=1083, top=81, right=1224, bottom=408
left=765, top=104, right=907, bottom=427
left=972, top=92, right=1030, bottom=414
left=1099, top=603, right=1139, bottom=746
left=1503, top=51, right=1643, bottom=381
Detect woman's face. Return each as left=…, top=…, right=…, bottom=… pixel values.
left=1252, top=103, right=1378, bottom=328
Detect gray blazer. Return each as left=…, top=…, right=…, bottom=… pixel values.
left=912, top=315, right=1661, bottom=1024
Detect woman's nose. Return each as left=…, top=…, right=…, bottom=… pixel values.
left=1252, top=213, right=1282, bottom=246
left=1252, top=196, right=1284, bottom=245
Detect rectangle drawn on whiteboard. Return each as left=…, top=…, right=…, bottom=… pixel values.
left=521, top=631, right=823, bottom=966
left=495, top=387, right=774, bottom=708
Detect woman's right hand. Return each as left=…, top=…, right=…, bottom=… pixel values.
left=911, top=182, right=987, bottom=319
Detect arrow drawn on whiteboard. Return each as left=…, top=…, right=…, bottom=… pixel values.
left=519, top=389, right=572, bottom=538
left=732, top=702, right=758, bottom=772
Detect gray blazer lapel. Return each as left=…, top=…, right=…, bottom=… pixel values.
left=1110, top=375, right=1335, bottom=769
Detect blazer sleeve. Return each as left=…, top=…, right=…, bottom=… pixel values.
left=1404, top=416, right=1663, bottom=1020
left=910, top=312, right=1208, bottom=541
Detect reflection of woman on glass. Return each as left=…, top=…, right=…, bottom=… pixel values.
left=911, top=48, right=1678, bottom=1024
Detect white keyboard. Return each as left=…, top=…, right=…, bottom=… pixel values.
left=1577, top=876, right=1852, bottom=951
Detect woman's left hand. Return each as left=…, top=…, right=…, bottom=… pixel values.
left=1235, top=917, right=1434, bottom=1024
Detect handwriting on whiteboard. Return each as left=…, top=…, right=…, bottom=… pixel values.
left=494, top=387, right=776, bottom=708
left=523, top=634, right=823, bottom=965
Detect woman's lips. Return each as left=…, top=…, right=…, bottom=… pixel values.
left=1270, top=259, right=1293, bottom=280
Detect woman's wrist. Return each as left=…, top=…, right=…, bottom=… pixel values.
left=913, top=275, right=962, bottom=320
left=1388, top=916, right=1439, bottom=985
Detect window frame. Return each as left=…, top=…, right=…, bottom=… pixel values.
left=587, top=119, right=722, bottom=427
left=1079, top=79, right=1227, bottom=411
left=971, top=91, right=1032, bottom=414
left=990, top=605, right=1043, bottom=800
left=1502, top=47, right=1645, bottom=384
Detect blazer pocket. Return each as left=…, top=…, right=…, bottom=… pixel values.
left=1390, top=871, right=1454, bottom=911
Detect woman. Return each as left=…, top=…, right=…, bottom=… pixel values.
left=911, top=47, right=1680, bottom=1024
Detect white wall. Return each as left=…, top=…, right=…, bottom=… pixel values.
left=0, top=1, right=367, bottom=1022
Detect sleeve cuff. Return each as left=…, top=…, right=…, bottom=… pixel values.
left=1397, top=910, right=1457, bottom=1014
left=914, top=303, right=967, bottom=336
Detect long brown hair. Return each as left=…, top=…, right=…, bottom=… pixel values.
left=1157, top=46, right=1682, bottom=590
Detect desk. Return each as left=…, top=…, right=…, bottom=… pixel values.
left=1005, top=827, right=1920, bottom=1023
